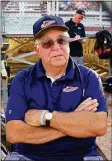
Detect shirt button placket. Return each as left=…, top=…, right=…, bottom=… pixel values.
left=51, top=82, right=58, bottom=98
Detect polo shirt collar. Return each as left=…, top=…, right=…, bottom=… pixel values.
left=36, top=58, right=76, bottom=81
left=36, top=59, right=46, bottom=78
left=70, top=18, right=73, bottom=23
left=70, top=18, right=79, bottom=26
left=58, top=58, right=75, bottom=81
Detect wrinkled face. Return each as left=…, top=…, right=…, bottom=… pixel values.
left=35, top=29, right=70, bottom=67
left=73, top=13, right=84, bottom=24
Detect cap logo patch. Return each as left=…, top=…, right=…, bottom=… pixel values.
left=41, top=20, right=56, bottom=29
left=63, top=86, right=79, bottom=92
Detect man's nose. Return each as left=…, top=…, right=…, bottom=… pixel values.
left=52, top=41, right=60, bottom=49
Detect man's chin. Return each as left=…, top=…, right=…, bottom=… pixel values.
left=51, top=61, right=66, bottom=67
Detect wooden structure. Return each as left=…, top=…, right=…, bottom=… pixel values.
left=4, top=36, right=109, bottom=80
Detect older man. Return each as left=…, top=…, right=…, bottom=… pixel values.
left=5, top=15, right=107, bottom=161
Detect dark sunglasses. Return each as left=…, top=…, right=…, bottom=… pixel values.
left=38, top=36, right=70, bottom=49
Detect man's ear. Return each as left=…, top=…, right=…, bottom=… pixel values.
left=34, top=45, right=39, bottom=53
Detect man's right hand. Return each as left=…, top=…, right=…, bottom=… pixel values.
left=75, top=97, right=99, bottom=112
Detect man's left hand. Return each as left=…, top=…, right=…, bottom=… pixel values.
left=25, top=109, right=42, bottom=126
left=75, top=98, right=99, bottom=112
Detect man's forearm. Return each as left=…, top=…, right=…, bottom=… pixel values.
left=50, top=111, right=107, bottom=138
left=6, top=120, right=65, bottom=144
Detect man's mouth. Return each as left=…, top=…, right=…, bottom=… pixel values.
left=53, top=55, right=63, bottom=58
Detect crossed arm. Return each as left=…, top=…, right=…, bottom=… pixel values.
left=6, top=98, right=107, bottom=144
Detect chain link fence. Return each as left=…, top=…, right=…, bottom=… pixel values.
left=1, top=1, right=112, bottom=36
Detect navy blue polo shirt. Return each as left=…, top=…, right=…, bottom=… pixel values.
left=6, top=58, right=107, bottom=161
left=65, top=19, right=86, bottom=57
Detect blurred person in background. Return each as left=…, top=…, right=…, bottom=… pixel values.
left=65, top=8, right=86, bottom=65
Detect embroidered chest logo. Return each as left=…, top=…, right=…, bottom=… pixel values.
left=63, top=86, right=79, bottom=92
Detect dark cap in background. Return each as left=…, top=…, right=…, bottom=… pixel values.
left=33, top=15, right=69, bottom=39
left=76, top=9, right=86, bottom=17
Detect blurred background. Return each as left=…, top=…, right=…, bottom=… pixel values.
left=1, top=1, right=112, bottom=78
left=1, top=1, right=112, bottom=160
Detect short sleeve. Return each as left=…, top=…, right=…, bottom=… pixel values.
left=84, top=70, right=108, bottom=113
left=82, top=25, right=86, bottom=37
left=5, top=72, right=28, bottom=122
